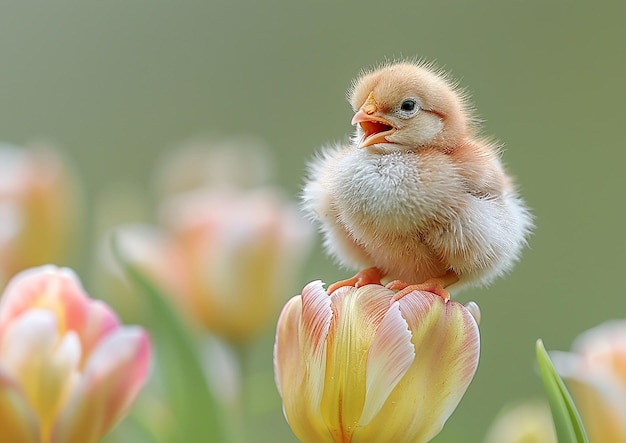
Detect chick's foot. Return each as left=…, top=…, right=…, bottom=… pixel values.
left=387, top=271, right=459, bottom=302
left=327, top=267, right=385, bottom=294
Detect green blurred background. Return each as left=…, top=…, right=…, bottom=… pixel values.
left=1, top=1, right=625, bottom=441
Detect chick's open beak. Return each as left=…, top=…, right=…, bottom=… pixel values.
left=351, top=92, right=396, bottom=148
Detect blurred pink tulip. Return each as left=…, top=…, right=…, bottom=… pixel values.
left=0, top=144, right=81, bottom=287
left=555, top=320, right=626, bottom=443
left=274, top=281, right=480, bottom=443
left=0, top=265, right=150, bottom=443
left=116, top=186, right=313, bottom=343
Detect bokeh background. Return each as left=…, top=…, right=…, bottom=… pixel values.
left=1, top=1, right=625, bottom=442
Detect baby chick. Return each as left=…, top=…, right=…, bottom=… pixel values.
left=302, top=61, right=532, bottom=299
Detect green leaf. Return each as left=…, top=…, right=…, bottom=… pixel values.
left=536, top=339, right=589, bottom=443
left=112, top=235, right=229, bottom=443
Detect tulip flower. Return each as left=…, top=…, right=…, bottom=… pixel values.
left=113, top=186, right=313, bottom=343
left=554, top=320, right=626, bottom=442
left=0, top=143, right=81, bottom=287
left=0, top=265, right=151, bottom=443
left=273, top=281, right=480, bottom=443
left=484, top=401, right=557, bottom=443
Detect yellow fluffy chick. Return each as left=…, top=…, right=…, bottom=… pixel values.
left=302, top=61, right=532, bottom=298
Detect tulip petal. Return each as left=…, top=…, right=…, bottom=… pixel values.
left=0, top=266, right=86, bottom=330
left=359, top=300, right=415, bottom=425
left=80, top=300, right=120, bottom=358
left=0, top=309, right=80, bottom=436
left=198, top=213, right=283, bottom=341
left=354, top=290, right=479, bottom=443
left=321, top=284, right=394, bottom=442
left=300, top=281, right=333, bottom=365
left=0, top=367, right=40, bottom=443
left=51, top=327, right=150, bottom=443
left=274, top=281, right=335, bottom=442
left=0, top=266, right=99, bottom=345
left=274, top=296, right=302, bottom=398
left=0, top=310, right=58, bottom=380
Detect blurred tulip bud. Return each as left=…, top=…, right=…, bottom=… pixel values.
left=116, top=186, right=313, bottom=343
left=553, top=320, right=626, bottom=442
left=0, top=265, right=151, bottom=443
left=484, top=401, right=557, bottom=443
left=274, top=281, right=480, bottom=443
left=0, top=143, right=81, bottom=286
left=162, top=187, right=313, bottom=342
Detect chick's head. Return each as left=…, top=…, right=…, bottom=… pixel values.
left=348, top=62, right=473, bottom=152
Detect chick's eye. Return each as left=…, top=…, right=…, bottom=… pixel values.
left=400, top=99, right=416, bottom=112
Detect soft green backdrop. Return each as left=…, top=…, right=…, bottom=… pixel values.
left=1, top=1, right=624, bottom=442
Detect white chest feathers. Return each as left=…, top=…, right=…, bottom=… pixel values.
left=330, top=148, right=460, bottom=238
